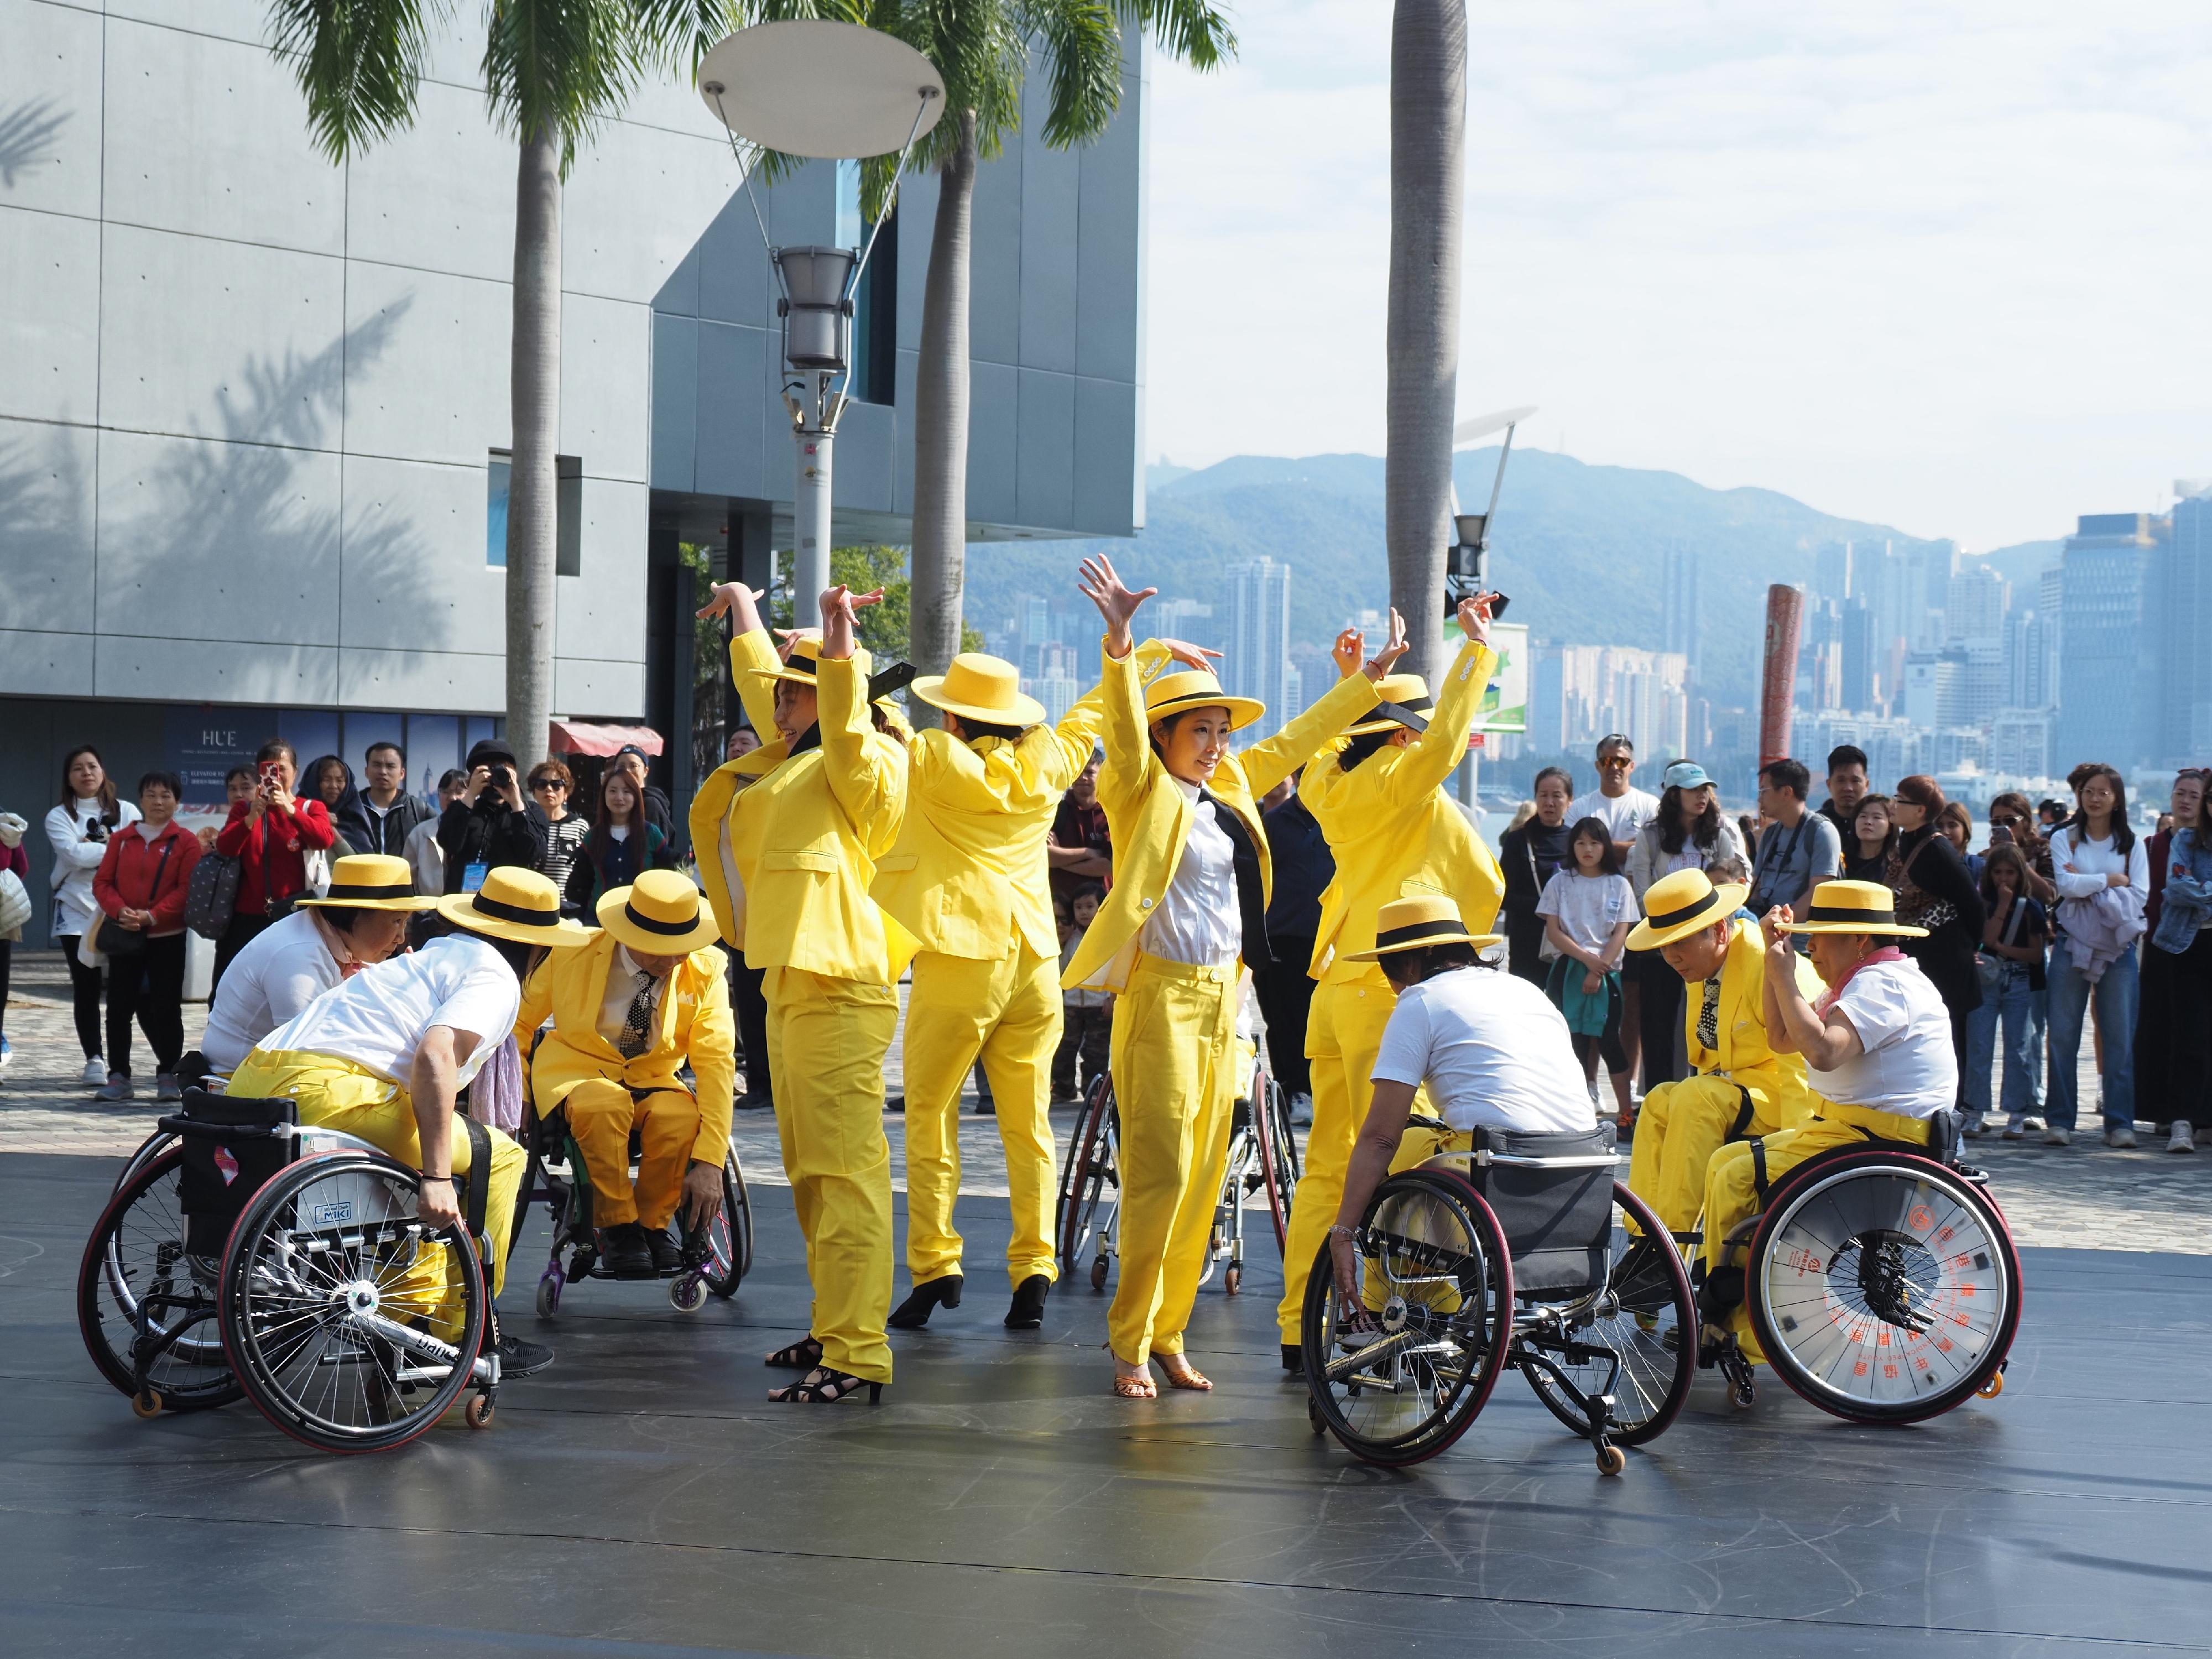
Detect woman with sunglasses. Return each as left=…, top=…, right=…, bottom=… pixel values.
left=525, top=760, right=591, bottom=914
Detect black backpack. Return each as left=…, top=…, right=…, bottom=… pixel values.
left=184, top=849, right=241, bottom=940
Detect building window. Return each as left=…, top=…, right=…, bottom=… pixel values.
left=488, top=451, right=582, bottom=576
left=848, top=204, right=898, bottom=406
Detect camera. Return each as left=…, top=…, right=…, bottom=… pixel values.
left=489, top=765, right=514, bottom=791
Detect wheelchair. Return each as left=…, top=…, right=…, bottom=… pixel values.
left=513, top=1095, right=752, bottom=1317
left=1053, top=1057, right=1300, bottom=1296
left=1301, top=1118, right=1697, bottom=1474
left=78, top=1085, right=503, bottom=1453
left=1695, top=1109, right=2022, bottom=1423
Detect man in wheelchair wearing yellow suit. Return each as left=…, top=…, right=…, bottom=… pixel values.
left=513, top=869, right=734, bottom=1278
left=1622, top=867, right=1825, bottom=1243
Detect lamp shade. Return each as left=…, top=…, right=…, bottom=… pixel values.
left=775, top=245, right=856, bottom=370
left=1453, top=513, right=1488, bottom=547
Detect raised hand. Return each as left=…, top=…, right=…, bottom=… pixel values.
left=1364, top=608, right=1410, bottom=681
left=1759, top=904, right=1794, bottom=954
left=1455, top=591, right=1498, bottom=649
left=1077, top=555, right=1157, bottom=658
left=696, top=582, right=766, bottom=634
left=818, top=586, right=884, bottom=662
left=1156, top=637, right=1222, bottom=672
left=1332, top=627, right=1365, bottom=680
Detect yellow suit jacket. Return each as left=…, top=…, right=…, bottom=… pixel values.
left=1062, top=640, right=1381, bottom=992
left=513, top=930, right=737, bottom=1168
left=690, top=627, right=790, bottom=952
left=872, top=697, right=1109, bottom=963
left=1302, top=640, right=1506, bottom=983
left=1684, top=919, right=1824, bottom=1130
left=708, top=629, right=912, bottom=984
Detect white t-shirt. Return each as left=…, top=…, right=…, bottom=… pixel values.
left=1371, top=967, right=1598, bottom=1133
left=1568, top=787, right=1659, bottom=848
left=1140, top=779, right=1240, bottom=969
left=255, top=932, right=521, bottom=1089
left=1816, top=956, right=1958, bottom=1119
left=202, top=910, right=342, bottom=1073
left=1534, top=869, right=1635, bottom=955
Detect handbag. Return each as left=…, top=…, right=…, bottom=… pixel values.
left=185, top=848, right=241, bottom=940
left=90, top=836, right=175, bottom=957
left=0, top=868, right=30, bottom=939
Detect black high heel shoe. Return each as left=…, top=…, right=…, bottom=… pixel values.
left=769, top=1365, right=882, bottom=1405
left=887, top=1273, right=963, bottom=1329
left=1004, top=1274, right=1050, bottom=1329
left=765, top=1335, right=824, bottom=1370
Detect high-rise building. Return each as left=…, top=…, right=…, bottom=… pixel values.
left=1841, top=599, right=1879, bottom=713
left=1814, top=540, right=1856, bottom=609
left=1662, top=541, right=1699, bottom=671
left=2037, top=566, right=2064, bottom=708
left=1530, top=643, right=1691, bottom=763
left=2058, top=513, right=2164, bottom=769
left=1908, top=541, right=1960, bottom=651
left=1945, top=565, right=2008, bottom=644
left=2158, top=486, right=2212, bottom=761
left=1224, top=557, right=1295, bottom=743
left=2004, top=608, right=2048, bottom=710
left=1990, top=708, right=2056, bottom=779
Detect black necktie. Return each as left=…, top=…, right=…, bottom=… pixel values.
left=1697, top=976, right=1722, bottom=1053
left=617, top=971, right=655, bottom=1058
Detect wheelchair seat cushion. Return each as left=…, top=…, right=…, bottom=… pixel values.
left=1459, top=1124, right=1617, bottom=1295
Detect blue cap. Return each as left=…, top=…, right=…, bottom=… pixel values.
left=1662, top=761, right=1710, bottom=791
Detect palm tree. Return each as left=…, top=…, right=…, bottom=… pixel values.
left=1385, top=0, right=1466, bottom=685
left=835, top=1, right=1234, bottom=718
left=266, top=1, right=740, bottom=768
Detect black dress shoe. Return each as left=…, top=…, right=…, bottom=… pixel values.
left=732, top=1092, right=774, bottom=1113
left=886, top=1273, right=962, bottom=1328
left=495, top=1334, right=556, bottom=1377
left=601, top=1222, right=655, bottom=1279
left=645, top=1226, right=685, bottom=1273
left=1281, top=1343, right=1303, bottom=1373
left=1004, top=1274, right=1050, bottom=1328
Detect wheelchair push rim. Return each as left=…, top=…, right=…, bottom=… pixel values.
left=218, top=1149, right=490, bottom=1454
left=703, top=1149, right=751, bottom=1297
left=77, top=1144, right=241, bottom=1412
left=1300, top=1169, right=1514, bottom=1467
left=1056, top=1077, right=1119, bottom=1285
left=1251, top=1065, right=1298, bottom=1255
left=1746, top=1149, right=2022, bottom=1425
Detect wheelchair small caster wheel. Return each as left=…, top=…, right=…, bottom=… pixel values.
left=669, top=1274, right=708, bottom=1313
left=1595, top=1444, right=1626, bottom=1477
left=131, top=1389, right=163, bottom=1420
left=1977, top=1370, right=2005, bottom=1399
left=1089, top=1258, right=1109, bottom=1292
left=1223, top=1265, right=1241, bottom=1296
left=535, top=1276, right=562, bottom=1318
left=464, top=1394, right=495, bottom=1430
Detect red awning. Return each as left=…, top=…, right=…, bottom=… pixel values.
left=549, top=721, right=665, bottom=758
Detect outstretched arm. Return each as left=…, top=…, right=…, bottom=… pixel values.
left=816, top=586, right=905, bottom=830
left=1237, top=622, right=1386, bottom=799
left=700, top=582, right=781, bottom=738
left=1381, top=593, right=1502, bottom=808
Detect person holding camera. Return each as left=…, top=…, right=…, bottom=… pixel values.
left=212, top=740, right=337, bottom=988
left=46, top=746, right=140, bottom=1084
left=439, top=739, right=542, bottom=897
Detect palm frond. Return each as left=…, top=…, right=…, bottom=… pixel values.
left=265, top=0, right=447, bottom=160
left=1113, top=0, right=1234, bottom=71
left=484, top=0, right=641, bottom=169
left=1016, top=0, right=1121, bottom=149
left=627, top=0, right=742, bottom=77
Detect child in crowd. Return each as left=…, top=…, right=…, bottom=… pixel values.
left=1536, top=816, right=1636, bottom=1116
left=1709, top=852, right=1759, bottom=922
left=1052, top=883, right=1113, bottom=1102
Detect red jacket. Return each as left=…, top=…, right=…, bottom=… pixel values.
left=215, top=797, right=336, bottom=915
left=93, top=821, right=203, bottom=937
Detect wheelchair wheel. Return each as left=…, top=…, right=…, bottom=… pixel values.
left=218, top=1149, right=488, bottom=1454
left=1300, top=1168, right=1512, bottom=1467
left=1746, top=1149, right=2022, bottom=1425
left=1253, top=1066, right=1298, bottom=1254
left=77, top=1145, right=240, bottom=1412
left=111, top=1126, right=179, bottom=1195
left=704, top=1150, right=752, bottom=1297
left=1056, top=1077, right=1118, bottom=1282
left=1517, top=1183, right=1695, bottom=1447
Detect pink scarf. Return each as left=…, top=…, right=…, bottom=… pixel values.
left=1814, top=945, right=1906, bottom=1016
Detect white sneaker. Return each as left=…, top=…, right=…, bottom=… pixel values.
left=2168, top=1121, right=2197, bottom=1154
left=2042, top=1126, right=2070, bottom=1146
left=1290, top=1092, right=1312, bottom=1128
left=2000, top=1119, right=2026, bottom=1141
left=81, top=1056, right=107, bottom=1086
left=1963, top=1113, right=1994, bottom=1139
left=2104, top=1126, right=2137, bottom=1149
left=2021, top=1115, right=2047, bottom=1134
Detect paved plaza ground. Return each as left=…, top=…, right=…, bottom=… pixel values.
left=4, top=950, right=2210, bottom=1655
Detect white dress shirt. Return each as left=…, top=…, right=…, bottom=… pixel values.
left=596, top=942, right=664, bottom=1048
left=1139, top=779, right=1241, bottom=969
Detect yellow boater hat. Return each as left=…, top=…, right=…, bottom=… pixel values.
left=1626, top=868, right=1749, bottom=951
left=1347, top=672, right=1432, bottom=738
left=1780, top=878, right=1929, bottom=937
left=436, top=867, right=592, bottom=948
left=292, top=853, right=441, bottom=912
left=1345, top=894, right=1504, bottom=961
left=748, top=633, right=828, bottom=688
left=597, top=869, right=723, bottom=954
left=1142, top=667, right=1265, bottom=731
left=911, top=652, right=1046, bottom=728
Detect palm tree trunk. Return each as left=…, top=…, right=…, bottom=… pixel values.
left=1385, top=0, right=1466, bottom=685
left=507, top=128, right=562, bottom=768
left=907, top=110, right=979, bottom=722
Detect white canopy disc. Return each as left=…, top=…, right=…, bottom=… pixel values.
left=698, top=21, right=945, bottom=160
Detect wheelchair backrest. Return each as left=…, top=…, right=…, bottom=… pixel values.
left=169, top=1088, right=298, bottom=1255
left=1455, top=1124, right=1617, bottom=1296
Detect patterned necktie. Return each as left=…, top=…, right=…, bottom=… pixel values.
left=1697, top=975, right=1723, bottom=1053
left=617, top=971, right=655, bottom=1058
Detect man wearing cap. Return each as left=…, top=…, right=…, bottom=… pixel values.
left=692, top=579, right=910, bottom=1406
left=440, top=738, right=543, bottom=896
left=1698, top=880, right=1956, bottom=1392
left=1622, top=867, right=1824, bottom=1243
left=872, top=649, right=1135, bottom=1332
left=1274, top=589, right=1507, bottom=1371
left=229, top=868, right=592, bottom=1375
left=200, top=853, right=440, bottom=1075
left=512, top=869, right=734, bottom=1279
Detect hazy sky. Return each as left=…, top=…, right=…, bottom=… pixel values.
left=1141, top=2, right=2212, bottom=550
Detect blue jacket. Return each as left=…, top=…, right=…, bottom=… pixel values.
left=2152, top=827, right=2212, bottom=954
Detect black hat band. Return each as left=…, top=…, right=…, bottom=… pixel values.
left=1645, top=889, right=1720, bottom=931
left=1806, top=902, right=1899, bottom=926
left=1374, top=919, right=1472, bottom=950
left=322, top=881, right=416, bottom=902
left=466, top=893, right=562, bottom=929
left=624, top=901, right=701, bottom=937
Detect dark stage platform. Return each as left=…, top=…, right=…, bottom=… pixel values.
left=4, top=1150, right=2207, bottom=1657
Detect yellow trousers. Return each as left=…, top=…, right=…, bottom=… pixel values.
left=1702, top=1098, right=1933, bottom=1357
left=229, top=1048, right=524, bottom=1335
left=562, top=1077, right=699, bottom=1232
left=900, top=943, right=1062, bottom=1289
left=1628, top=1073, right=1778, bottom=1237
left=1107, top=956, right=1238, bottom=1366
left=765, top=967, right=898, bottom=1385
left=1277, top=969, right=1405, bottom=1341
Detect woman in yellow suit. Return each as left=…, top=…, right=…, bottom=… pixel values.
left=1274, top=592, right=1506, bottom=1371
left=1066, top=554, right=1399, bottom=1399
left=511, top=869, right=734, bottom=1277
left=694, top=579, right=910, bottom=1405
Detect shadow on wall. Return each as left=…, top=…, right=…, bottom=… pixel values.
left=0, top=98, right=70, bottom=188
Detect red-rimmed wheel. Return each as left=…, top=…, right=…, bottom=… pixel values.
left=1055, top=1077, right=1118, bottom=1284
left=1252, top=1066, right=1299, bottom=1255
left=77, top=1145, right=239, bottom=1412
